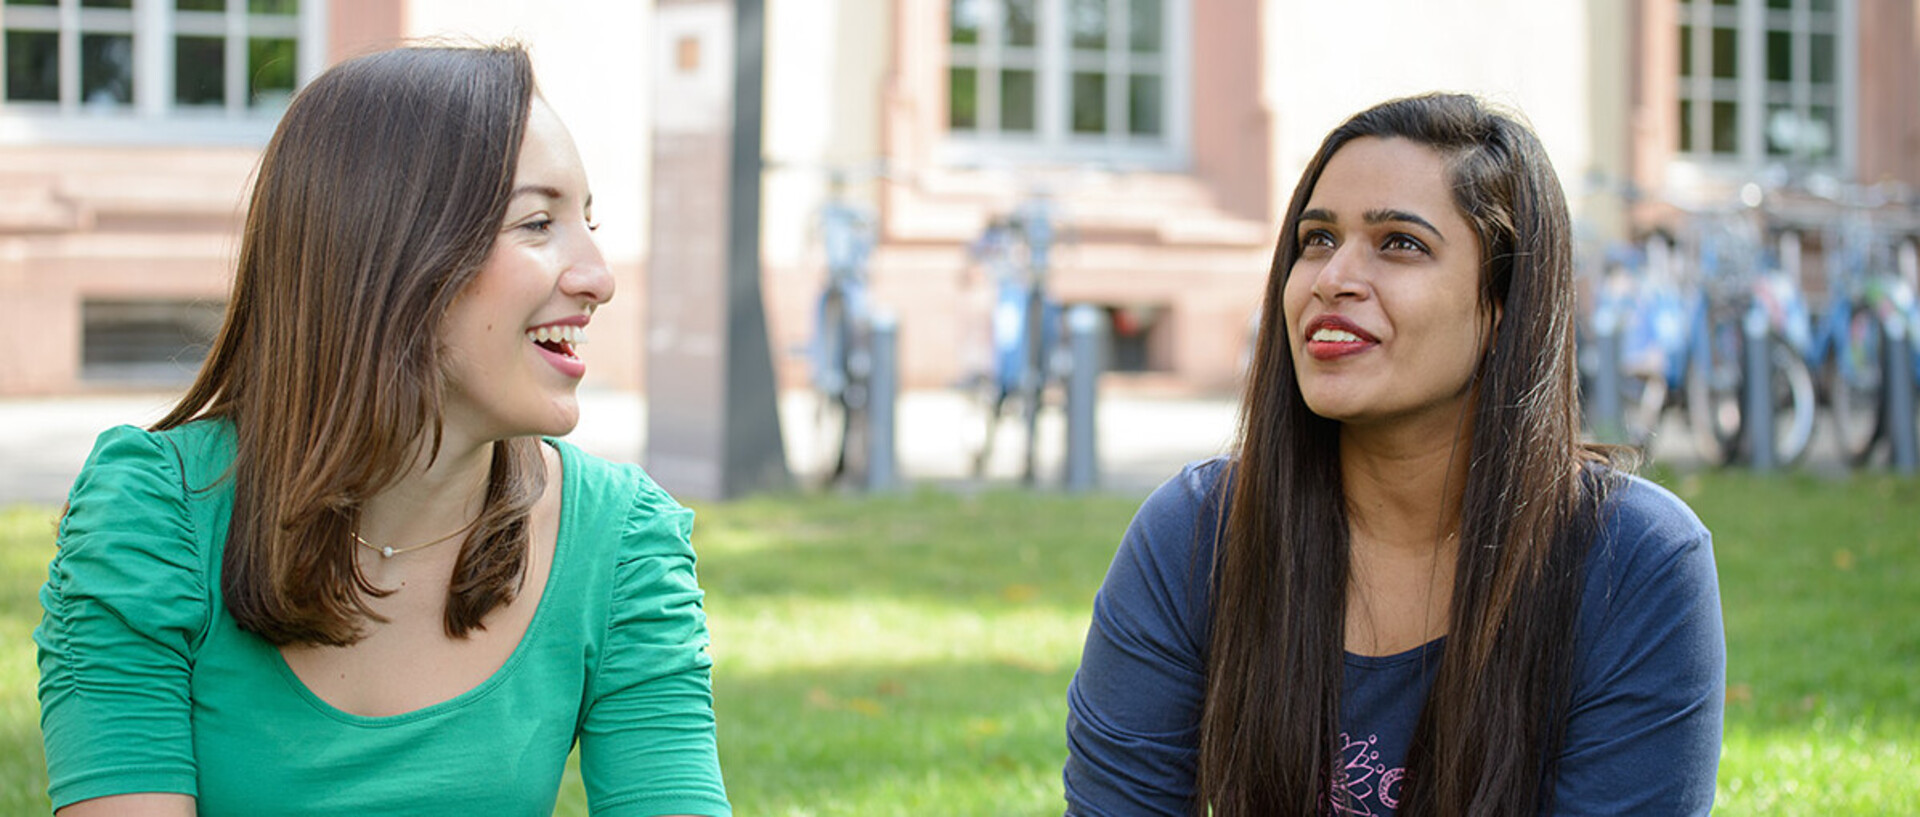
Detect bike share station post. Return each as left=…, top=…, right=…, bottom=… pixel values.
left=1064, top=304, right=1108, bottom=492
left=864, top=309, right=899, bottom=492
left=1743, top=299, right=1776, bottom=472
left=1587, top=295, right=1626, bottom=445
left=1888, top=310, right=1918, bottom=474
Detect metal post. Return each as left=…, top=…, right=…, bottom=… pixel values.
left=1886, top=313, right=1917, bottom=475
left=865, top=310, right=898, bottom=491
left=1743, top=303, right=1775, bottom=471
left=1065, top=304, right=1105, bottom=491
left=1589, top=302, right=1623, bottom=444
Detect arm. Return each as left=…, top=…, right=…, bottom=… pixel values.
left=579, top=495, right=731, bottom=817
left=37, top=426, right=206, bottom=812
left=1553, top=484, right=1725, bottom=816
left=56, top=793, right=195, bottom=817
left=1063, top=465, right=1219, bottom=816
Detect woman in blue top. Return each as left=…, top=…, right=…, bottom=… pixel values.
left=1063, top=94, right=1724, bottom=815
left=37, top=45, right=730, bottom=816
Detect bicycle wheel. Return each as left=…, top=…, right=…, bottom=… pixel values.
left=1827, top=305, right=1886, bottom=466
left=1686, top=314, right=1746, bottom=466
left=1767, top=335, right=1817, bottom=466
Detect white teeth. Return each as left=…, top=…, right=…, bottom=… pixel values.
left=526, top=325, right=589, bottom=346
left=1311, top=328, right=1361, bottom=342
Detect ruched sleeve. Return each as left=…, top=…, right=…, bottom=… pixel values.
left=36, top=424, right=208, bottom=809
left=578, top=477, right=731, bottom=817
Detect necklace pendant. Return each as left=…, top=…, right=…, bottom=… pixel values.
left=381, top=546, right=395, bottom=558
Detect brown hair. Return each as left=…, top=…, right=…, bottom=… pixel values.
left=154, top=44, right=545, bottom=646
left=1198, top=93, right=1620, bottom=815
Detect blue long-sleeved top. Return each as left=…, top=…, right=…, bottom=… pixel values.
left=1064, top=457, right=1724, bottom=815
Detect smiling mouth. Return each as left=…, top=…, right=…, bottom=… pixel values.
left=527, top=324, right=586, bottom=359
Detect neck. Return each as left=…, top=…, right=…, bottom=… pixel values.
left=358, top=435, right=495, bottom=553
left=1337, top=421, right=1471, bottom=554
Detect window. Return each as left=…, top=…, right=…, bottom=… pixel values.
left=1677, top=0, right=1850, bottom=168
left=947, top=0, right=1188, bottom=167
left=0, top=0, right=323, bottom=144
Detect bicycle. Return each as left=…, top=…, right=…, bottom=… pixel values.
left=1675, top=200, right=1817, bottom=466
left=804, top=168, right=882, bottom=486
left=961, top=192, right=1066, bottom=484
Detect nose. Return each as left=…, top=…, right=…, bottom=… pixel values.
left=1309, top=243, right=1368, bottom=303
left=562, top=226, right=615, bottom=307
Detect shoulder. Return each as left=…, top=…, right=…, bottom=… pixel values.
left=548, top=438, right=695, bottom=565
left=1094, top=457, right=1232, bottom=646
left=1585, top=471, right=1713, bottom=593
left=1576, top=469, right=1721, bottom=659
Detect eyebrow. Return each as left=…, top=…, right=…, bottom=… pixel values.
left=1298, top=207, right=1446, bottom=242
left=508, top=186, right=593, bottom=212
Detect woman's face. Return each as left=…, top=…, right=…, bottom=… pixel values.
left=439, top=99, right=613, bottom=445
left=1281, top=136, right=1495, bottom=434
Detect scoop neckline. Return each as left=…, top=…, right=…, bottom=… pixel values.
left=269, top=438, right=578, bottom=726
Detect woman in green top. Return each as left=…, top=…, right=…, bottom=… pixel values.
left=36, top=44, right=730, bottom=816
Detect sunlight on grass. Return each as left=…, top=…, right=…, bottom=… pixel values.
left=6, top=469, right=1919, bottom=815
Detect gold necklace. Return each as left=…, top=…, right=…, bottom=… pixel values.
left=353, top=519, right=477, bottom=559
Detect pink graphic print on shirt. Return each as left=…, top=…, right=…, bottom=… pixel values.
left=1329, top=732, right=1406, bottom=815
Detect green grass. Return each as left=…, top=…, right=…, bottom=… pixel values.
left=4, top=471, right=1917, bottom=815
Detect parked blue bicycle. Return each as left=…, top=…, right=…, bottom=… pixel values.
left=963, top=193, right=1065, bottom=484
left=806, top=168, right=881, bottom=486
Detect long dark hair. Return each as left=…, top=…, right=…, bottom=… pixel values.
left=154, top=44, right=545, bottom=647
left=1198, top=93, right=1618, bottom=815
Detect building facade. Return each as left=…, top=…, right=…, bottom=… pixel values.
left=2, top=0, right=1915, bottom=396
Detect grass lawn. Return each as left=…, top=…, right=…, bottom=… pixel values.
left=3, top=470, right=1916, bottom=815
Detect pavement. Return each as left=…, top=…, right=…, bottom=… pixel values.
left=1, top=383, right=1867, bottom=508
left=0, top=387, right=1245, bottom=507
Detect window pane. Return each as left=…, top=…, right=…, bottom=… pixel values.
left=951, top=0, right=983, bottom=45
left=1130, top=0, right=1161, bottom=54
left=1712, top=0, right=1736, bottom=6
left=1072, top=71, right=1105, bottom=134
left=248, top=0, right=298, bottom=13
left=1810, top=0, right=1833, bottom=11
left=1765, top=104, right=1793, bottom=155
left=5, top=0, right=59, bottom=6
left=81, top=0, right=133, bottom=7
left=1711, top=100, right=1738, bottom=154
left=5, top=30, right=58, bottom=101
left=1807, top=104, right=1835, bottom=157
left=1070, top=0, right=1106, bottom=50
left=1678, top=98, right=1694, bottom=152
left=81, top=33, right=134, bottom=106
left=1767, top=0, right=1790, bottom=8
left=1128, top=74, right=1161, bottom=136
left=1809, top=32, right=1834, bottom=84
left=1711, top=27, right=1738, bottom=79
left=1001, top=68, right=1035, bottom=132
left=177, top=0, right=225, bottom=10
left=1766, top=30, right=1791, bottom=82
left=248, top=36, right=296, bottom=108
left=949, top=67, right=978, bottom=130
left=1679, top=24, right=1693, bottom=77
left=1002, top=0, right=1036, bottom=48
left=175, top=35, right=224, bottom=106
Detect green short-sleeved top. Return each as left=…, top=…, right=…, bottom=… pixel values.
left=36, top=420, right=731, bottom=816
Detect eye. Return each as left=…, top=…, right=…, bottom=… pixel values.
left=520, top=218, right=554, bottom=234
left=1298, top=228, right=1335, bottom=251
left=1382, top=233, right=1430, bottom=255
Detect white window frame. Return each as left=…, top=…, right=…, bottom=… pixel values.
left=0, top=0, right=327, bottom=146
left=943, top=0, right=1191, bottom=170
left=1675, top=0, right=1856, bottom=177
